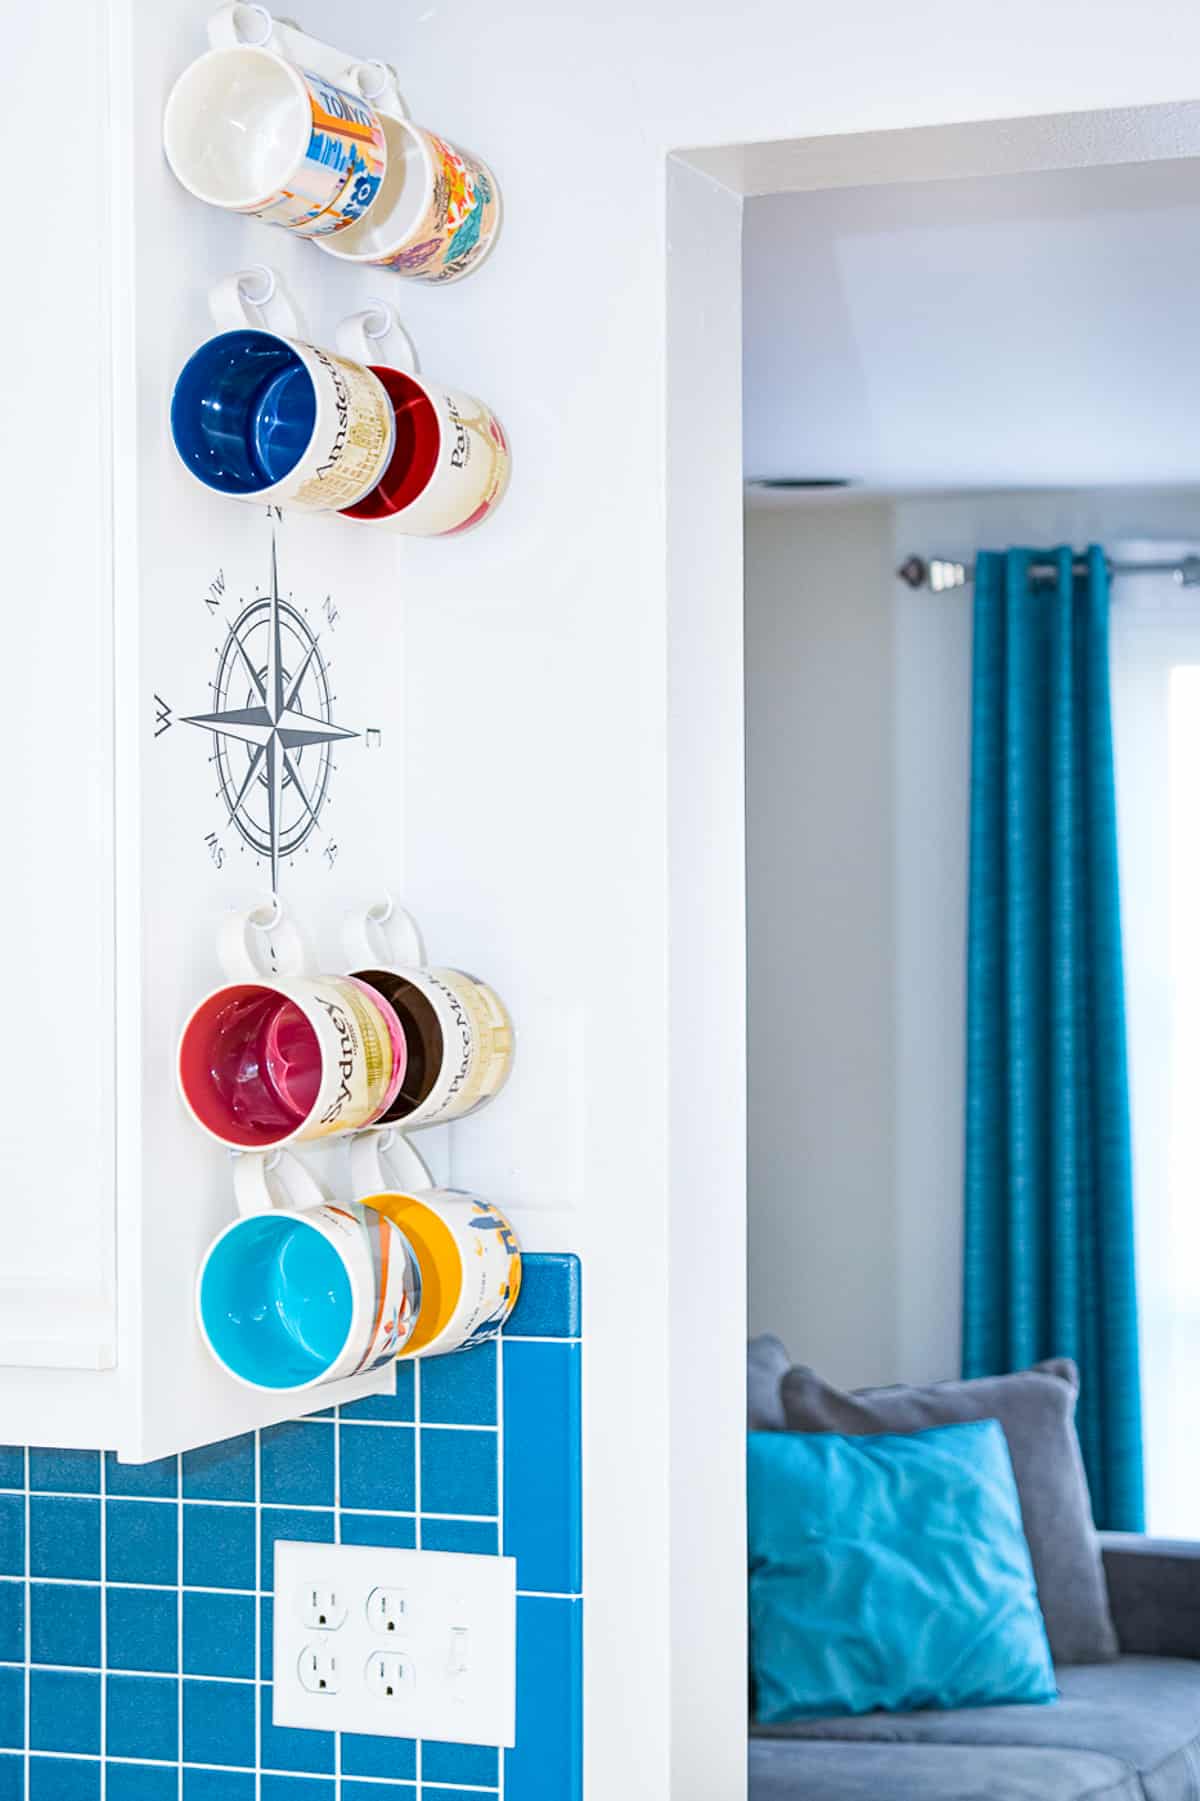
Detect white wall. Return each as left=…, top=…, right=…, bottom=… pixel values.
left=744, top=502, right=897, bottom=1386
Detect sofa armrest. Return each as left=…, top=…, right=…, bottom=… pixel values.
left=1101, top=1533, right=1200, bottom=1658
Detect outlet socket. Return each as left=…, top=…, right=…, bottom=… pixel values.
left=365, top=1649, right=416, bottom=1699
left=297, top=1644, right=341, bottom=1696
left=366, top=1586, right=411, bottom=1636
left=298, top=1583, right=348, bottom=1632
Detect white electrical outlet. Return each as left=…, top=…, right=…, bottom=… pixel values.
left=273, top=1541, right=517, bottom=1746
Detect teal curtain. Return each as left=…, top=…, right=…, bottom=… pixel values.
left=963, top=545, right=1144, bottom=1532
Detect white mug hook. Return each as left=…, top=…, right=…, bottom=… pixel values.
left=345, top=57, right=407, bottom=118
left=342, top=896, right=425, bottom=971
left=233, top=3, right=274, bottom=44
left=208, top=266, right=306, bottom=339
left=336, top=304, right=419, bottom=376
left=350, top=1128, right=434, bottom=1198
left=218, top=901, right=312, bottom=983
left=353, top=59, right=390, bottom=101
left=207, top=2, right=275, bottom=50
left=231, top=1146, right=328, bottom=1216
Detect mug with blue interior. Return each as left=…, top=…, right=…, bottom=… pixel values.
left=170, top=328, right=395, bottom=512
left=196, top=1150, right=420, bottom=1392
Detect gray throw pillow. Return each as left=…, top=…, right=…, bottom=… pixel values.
left=779, top=1358, right=1117, bottom=1666
left=748, top=1335, right=791, bottom=1431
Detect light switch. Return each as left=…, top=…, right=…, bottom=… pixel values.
left=273, top=1541, right=516, bottom=1746
left=448, top=1626, right=470, bottom=1675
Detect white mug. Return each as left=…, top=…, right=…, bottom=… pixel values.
left=163, top=7, right=388, bottom=238
left=315, top=113, right=500, bottom=283
left=351, top=1133, right=521, bottom=1358
left=196, top=1149, right=421, bottom=1392
left=344, top=898, right=514, bottom=1132
left=335, top=306, right=511, bottom=536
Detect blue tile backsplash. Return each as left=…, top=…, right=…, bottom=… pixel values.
left=0, top=1253, right=582, bottom=1801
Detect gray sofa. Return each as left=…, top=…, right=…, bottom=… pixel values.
left=749, top=1341, right=1200, bottom=1799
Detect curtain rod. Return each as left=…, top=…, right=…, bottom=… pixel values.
left=896, top=554, right=1200, bottom=593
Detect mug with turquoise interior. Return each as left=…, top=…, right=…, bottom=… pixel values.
left=196, top=1151, right=420, bottom=1392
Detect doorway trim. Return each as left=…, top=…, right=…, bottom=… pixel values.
left=662, top=96, right=1200, bottom=1801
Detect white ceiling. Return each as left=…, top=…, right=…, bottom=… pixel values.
left=742, top=156, right=1200, bottom=494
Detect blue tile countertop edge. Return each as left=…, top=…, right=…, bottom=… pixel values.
left=505, top=1252, right=582, bottom=1339
left=0, top=1252, right=583, bottom=1801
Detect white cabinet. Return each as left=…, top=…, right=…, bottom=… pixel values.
left=0, top=0, right=436, bottom=1458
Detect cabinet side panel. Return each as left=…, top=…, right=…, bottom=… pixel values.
left=0, top=2, right=116, bottom=1320
left=117, top=0, right=415, bottom=1457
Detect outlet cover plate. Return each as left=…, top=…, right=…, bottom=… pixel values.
left=274, top=1540, right=517, bottom=1746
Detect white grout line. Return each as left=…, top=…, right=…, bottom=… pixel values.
left=333, top=1417, right=341, bottom=1801
left=254, top=1426, right=262, bottom=1801
left=496, top=1327, right=506, bottom=1801
left=98, top=1452, right=107, bottom=1801
left=498, top=1335, right=580, bottom=1345
left=177, top=1452, right=184, bottom=1801
left=22, top=1449, right=29, bottom=1800
left=412, top=1356, right=422, bottom=1801
left=21, top=1746, right=497, bottom=1790
left=16, top=1485, right=494, bottom=1508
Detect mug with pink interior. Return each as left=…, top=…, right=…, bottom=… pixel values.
left=177, top=905, right=408, bottom=1150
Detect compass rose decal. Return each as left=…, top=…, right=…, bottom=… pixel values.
left=180, top=531, right=358, bottom=895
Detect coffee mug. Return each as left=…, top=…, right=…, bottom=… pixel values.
left=351, top=1133, right=521, bottom=1357
left=177, top=905, right=408, bottom=1150
left=163, top=7, right=388, bottom=239
left=197, top=1149, right=421, bottom=1391
left=335, top=307, right=511, bottom=536
left=315, top=113, right=500, bottom=283
left=344, top=898, right=514, bottom=1132
left=171, top=271, right=396, bottom=512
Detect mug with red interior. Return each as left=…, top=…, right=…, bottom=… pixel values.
left=177, top=904, right=408, bottom=1150
left=336, top=306, right=510, bottom=536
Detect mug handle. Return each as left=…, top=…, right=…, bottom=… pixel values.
left=207, top=3, right=277, bottom=50
left=343, top=895, right=426, bottom=972
left=337, top=305, right=420, bottom=375
left=209, top=266, right=307, bottom=339
left=351, top=1128, right=434, bottom=1197
left=233, top=1148, right=328, bottom=1216
left=219, top=900, right=312, bottom=983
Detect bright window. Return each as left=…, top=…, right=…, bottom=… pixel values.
left=1112, top=550, right=1200, bottom=1535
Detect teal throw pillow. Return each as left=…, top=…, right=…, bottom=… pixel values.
left=748, top=1419, right=1056, bottom=1721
